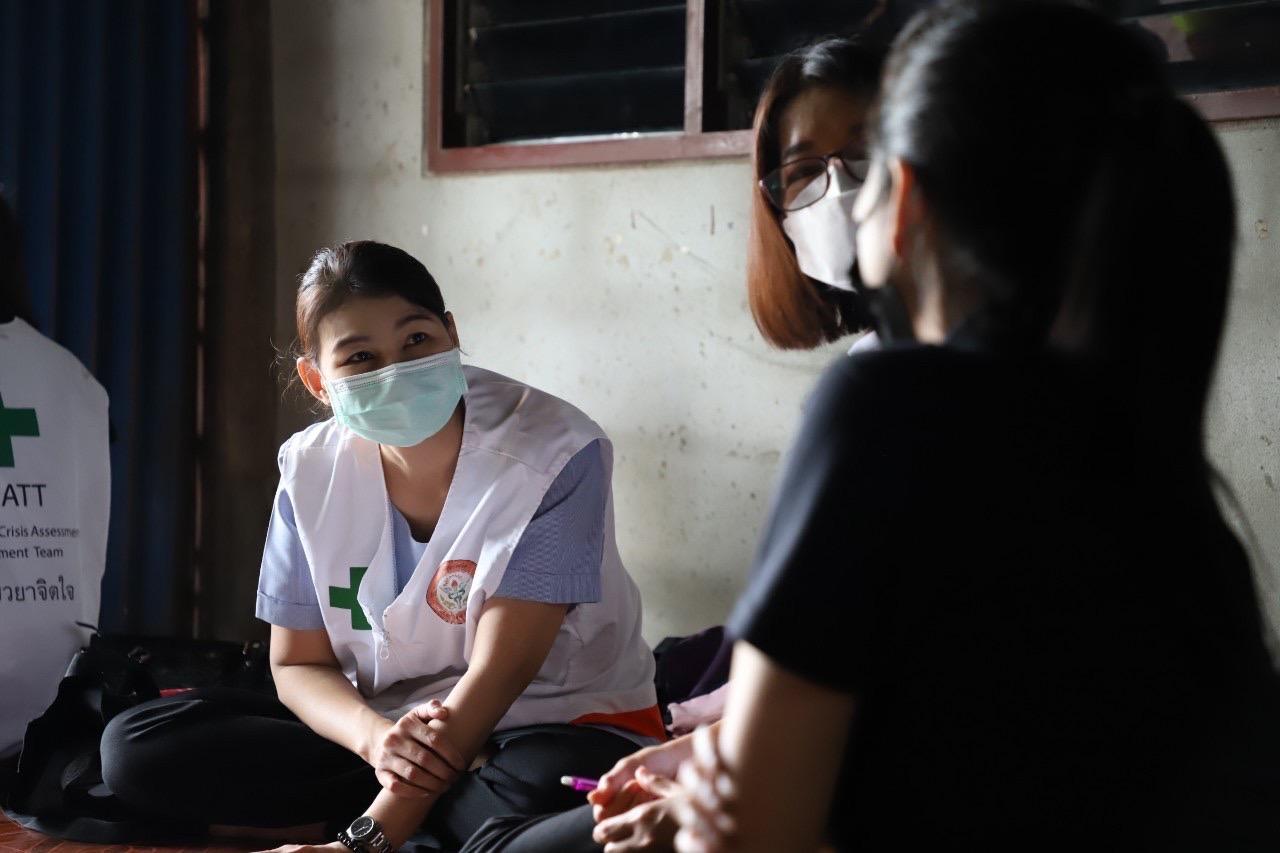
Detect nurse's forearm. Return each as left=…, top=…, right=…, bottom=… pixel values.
left=273, top=662, right=390, bottom=761
left=361, top=660, right=549, bottom=845
left=364, top=598, right=570, bottom=847
left=364, top=786, right=434, bottom=849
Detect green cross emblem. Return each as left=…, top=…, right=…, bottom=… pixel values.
left=0, top=392, right=39, bottom=468
left=329, top=566, right=372, bottom=630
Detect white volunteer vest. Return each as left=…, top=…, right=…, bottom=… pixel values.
left=0, top=319, right=109, bottom=757
left=282, top=366, right=656, bottom=728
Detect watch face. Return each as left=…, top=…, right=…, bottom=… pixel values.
left=349, top=816, right=376, bottom=840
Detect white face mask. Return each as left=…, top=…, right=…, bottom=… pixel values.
left=781, top=162, right=862, bottom=291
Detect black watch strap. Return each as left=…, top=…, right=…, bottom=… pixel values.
left=335, top=828, right=362, bottom=853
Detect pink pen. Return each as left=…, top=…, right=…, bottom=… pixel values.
left=559, top=775, right=599, bottom=792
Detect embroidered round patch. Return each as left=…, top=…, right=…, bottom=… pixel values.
left=427, top=560, right=476, bottom=624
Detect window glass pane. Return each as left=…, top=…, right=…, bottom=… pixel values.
left=435, top=0, right=1280, bottom=159
left=450, top=1, right=687, bottom=145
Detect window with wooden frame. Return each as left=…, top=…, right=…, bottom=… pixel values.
left=424, top=0, right=1280, bottom=174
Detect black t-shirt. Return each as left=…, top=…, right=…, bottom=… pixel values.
left=729, top=343, right=1280, bottom=849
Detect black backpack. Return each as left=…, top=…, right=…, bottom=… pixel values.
left=3, top=629, right=272, bottom=843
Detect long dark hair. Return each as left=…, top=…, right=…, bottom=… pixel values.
left=872, top=0, right=1235, bottom=462
left=747, top=38, right=883, bottom=349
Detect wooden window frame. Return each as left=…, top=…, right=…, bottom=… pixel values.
left=424, top=0, right=751, bottom=173
left=1188, top=85, right=1280, bottom=123
left=423, top=0, right=1280, bottom=175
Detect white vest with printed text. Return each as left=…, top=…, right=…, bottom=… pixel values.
left=0, top=319, right=108, bottom=756
left=280, top=366, right=657, bottom=730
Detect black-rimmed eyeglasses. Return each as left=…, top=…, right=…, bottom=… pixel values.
left=759, top=152, right=871, bottom=212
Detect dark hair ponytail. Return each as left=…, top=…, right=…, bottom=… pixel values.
left=874, top=0, right=1235, bottom=461
left=1057, top=93, right=1235, bottom=461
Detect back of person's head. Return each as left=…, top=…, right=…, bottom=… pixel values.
left=872, top=0, right=1235, bottom=458
left=0, top=190, right=32, bottom=325
left=748, top=37, right=884, bottom=349
left=293, top=240, right=447, bottom=361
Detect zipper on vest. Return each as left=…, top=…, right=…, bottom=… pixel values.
left=378, top=630, right=391, bottom=661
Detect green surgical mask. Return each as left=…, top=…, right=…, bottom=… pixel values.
left=326, top=348, right=467, bottom=447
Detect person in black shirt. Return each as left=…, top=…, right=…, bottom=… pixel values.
left=673, top=1, right=1280, bottom=850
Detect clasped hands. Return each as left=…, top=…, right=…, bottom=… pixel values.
left=365, top=699, right=465, bottom=799
left=589, top=725, right=736, bottom=853
left=258, top=701, right=464, bottom=853
left=263, top=705, right=739, bottom=853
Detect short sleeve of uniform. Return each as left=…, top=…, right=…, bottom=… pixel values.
left=727, top=356, right=893, bottom=694
left=255, top=477, right=327, bottom=631
left=494, top=439, right=608, bottom=605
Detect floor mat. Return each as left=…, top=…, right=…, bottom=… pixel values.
left=0, top=811, right=260, bottom=853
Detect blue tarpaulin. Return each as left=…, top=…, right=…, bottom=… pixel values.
left=0, top=0, right=195, bottom=634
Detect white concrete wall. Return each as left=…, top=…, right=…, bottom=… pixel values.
left=1208, top=120, right=1280, bottom=644
left=272, top=0, right=1279, bottom=645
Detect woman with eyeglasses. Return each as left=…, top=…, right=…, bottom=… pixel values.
left=442, top=38, right=888, bottom=853
left=672, top=1, right=1280, bottom=850
left=747, top=39, right=882, bottom=355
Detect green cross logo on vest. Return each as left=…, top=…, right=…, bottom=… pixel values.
left=0, top=392, right=39, bottom=468
left=329, top=565, right=372, bottom=630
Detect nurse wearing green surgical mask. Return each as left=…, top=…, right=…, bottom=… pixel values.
left=317, top=328, right=467, bottom=448
left=294, top=285, right=471, bottom=531
left=292, top=277, right=473, bottom=547
left=99, top=241, right=662, bottom=853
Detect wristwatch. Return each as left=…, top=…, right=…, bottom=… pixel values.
left=337, top=815, right=393, bottom=853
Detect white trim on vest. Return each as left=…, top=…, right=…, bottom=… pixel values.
left=280, top=366, right=656, bottom=728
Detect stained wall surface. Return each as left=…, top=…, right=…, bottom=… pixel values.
left=272, top=0, right=1279, bottom=644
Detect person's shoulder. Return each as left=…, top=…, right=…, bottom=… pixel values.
left=814, top=342, right=956, bottom=412
left=276, top=418, right=345, bottom=472
left=802, top=344, right=1009, bottom=459
left=466, top=366, right=604, bottom=433
left=838, top=341, right=1012, bottom=399
left=464, top=365, right=609, bottom=472
left=0, top=319, right=108, bottom=408
left=843, top=338, right=980, bottom=374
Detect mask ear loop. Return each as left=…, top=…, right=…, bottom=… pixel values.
left=842, top=158, right=883, bottom=310
left=851, top=159, right=917, bottom=343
